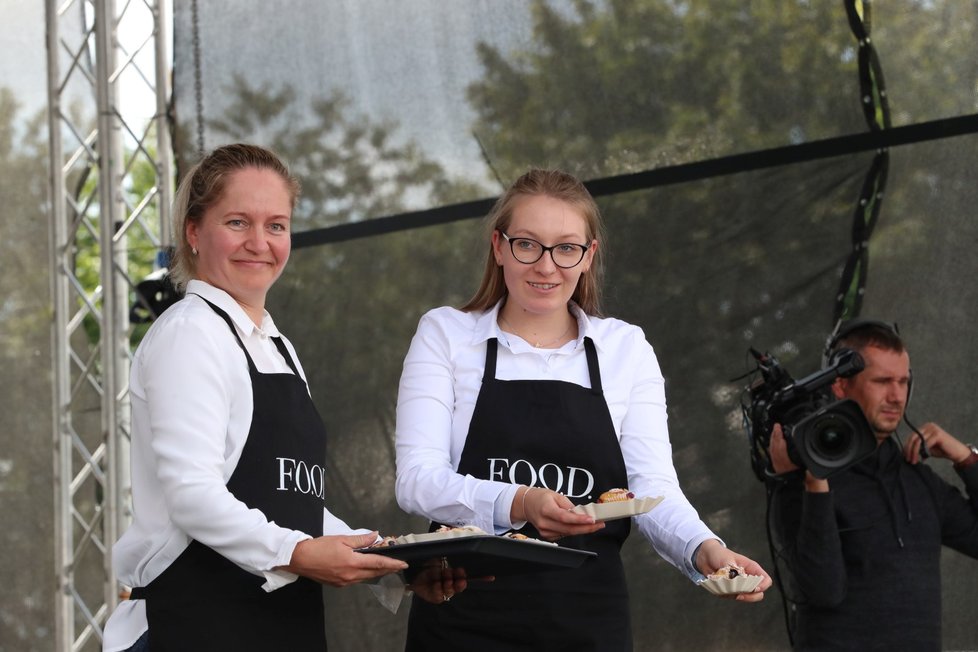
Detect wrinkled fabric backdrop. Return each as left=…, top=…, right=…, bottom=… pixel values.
left=3, top=1, right=977, bottom=650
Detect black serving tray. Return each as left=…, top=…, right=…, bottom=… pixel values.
left=358, top=535, right=596, bottom=581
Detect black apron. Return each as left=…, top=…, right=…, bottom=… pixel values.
left=130, top=298, right=328, bottom=651
left=406, top=337, right=632, bottom=652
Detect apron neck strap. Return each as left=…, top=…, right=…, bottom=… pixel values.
left=583, top=337, right=602, bottom=394
left=483, top=338, right=498, bottom=381
left=483, top=336, right=603, bottom=394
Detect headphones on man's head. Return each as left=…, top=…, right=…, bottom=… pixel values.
left=822, top=318, right=912, bottom=406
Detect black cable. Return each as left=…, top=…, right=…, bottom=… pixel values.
left=765, top=480, right=796, bottom=648
left=902, top=414, right=931, bottom=460
left=833, top=0, right=892, bottom=325
left=292, top=112, right=978, bottom=249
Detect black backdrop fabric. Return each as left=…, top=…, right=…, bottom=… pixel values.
left=168, top=2, right=978, bottom=649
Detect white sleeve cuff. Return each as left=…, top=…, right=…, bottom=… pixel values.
left=684, top=534, right=724, bottom=582
left=492, top=483, right=524, bottom=533
left=261, top=532, right=312, bottom=592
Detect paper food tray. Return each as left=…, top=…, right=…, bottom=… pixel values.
left=570, top=495, right=664, bottom=522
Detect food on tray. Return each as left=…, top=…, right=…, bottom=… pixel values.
left=371, top=535, right=400, bottom=548
left=434, top=525, right=486, bottom=535
left=371, top=525, right=557, bottom=548
left=708, top=564, right=745, bottom=580
left=375, top=525, right=490, bottom=546
left=503, top=531, right=557, bottom=546
left=698, top=563, right=764, bottom=596
left=597, top=488, right=635, bottom=503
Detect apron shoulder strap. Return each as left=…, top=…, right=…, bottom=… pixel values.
left=271, top=337, right=301, bottom=375
left=483, top=337, right=498, bottom=381
left=189, top=293, right=258, bottom=375
left=584, top=337, right=603, bottom=394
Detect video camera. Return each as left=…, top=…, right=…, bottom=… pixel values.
left=743, top=347, right=876, bottom=481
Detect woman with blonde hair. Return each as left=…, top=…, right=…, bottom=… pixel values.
left=395, top=168, right=772, bottom=650
left=103, top=143, right=412, bottom=651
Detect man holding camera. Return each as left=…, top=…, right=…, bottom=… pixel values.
left=767, top=320, right=978, bottom=651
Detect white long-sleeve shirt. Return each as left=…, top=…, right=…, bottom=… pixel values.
left=394, top=302, right=718, bottom=581
left=103, top=280, right=364, bottom=651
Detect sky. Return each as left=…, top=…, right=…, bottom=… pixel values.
left=1, top=2, right=47, bottom=114
left=1, top=1, right=170, bottom=128
left=171, top=0, right=536, bottom=179
left=6, top=0, right=529, bottom=178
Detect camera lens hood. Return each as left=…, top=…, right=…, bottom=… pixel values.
left=791, top=399, right=876, bottom=478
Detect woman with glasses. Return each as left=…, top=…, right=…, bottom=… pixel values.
left=394, top=168, right=772, bottom=650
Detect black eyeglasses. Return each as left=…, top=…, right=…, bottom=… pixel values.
left=500, top=232, right=590, bottom=268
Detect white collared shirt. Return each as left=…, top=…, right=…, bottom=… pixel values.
left=394, top=301, right=718, bottom=582
left=103, top=280, right=364, bottom=651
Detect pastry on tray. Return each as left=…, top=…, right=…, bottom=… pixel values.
left=392, top=525, right=488, bottom=545
left=571, top=490, right=664, bottom=522
left=503, top=532, right=557, bottom=546
left=698, top=564, right=764, bottom=596
left=597, top=488, right=635, bottom=503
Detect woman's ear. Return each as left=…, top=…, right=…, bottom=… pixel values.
left=582, top=239, right=598, bottom=273
left=491, top=230, right=504, bottom=266
left=186, top=220, right=198, bottom=252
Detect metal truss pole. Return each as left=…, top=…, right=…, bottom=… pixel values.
left=46, top=1, right=172, bottom=649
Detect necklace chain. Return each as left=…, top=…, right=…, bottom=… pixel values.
left=498, top=314, right=575, bottom=348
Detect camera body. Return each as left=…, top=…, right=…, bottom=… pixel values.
left=744, top=347, right=877, bottom=480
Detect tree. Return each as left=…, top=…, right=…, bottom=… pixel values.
left=153, top=2, right=978, bottom=649
left=0, top=87, right=57, bottom=649
left=461, top=2, right=977, bottom=649
left=198, top=78, right=489, bottom=649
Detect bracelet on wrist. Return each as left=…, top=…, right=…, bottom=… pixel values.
left=953, top=444, right=978, bottom=471
left=520, top=486, right=537, bottom=521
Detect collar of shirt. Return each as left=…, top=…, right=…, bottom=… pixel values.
left=472, top=299, right=602, bottom=353
left=186, top=279, right=281, bottom=340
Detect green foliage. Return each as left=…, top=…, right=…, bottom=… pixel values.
left=468, top=0, right=865, bottom=180
left=456, top=8, right=978, bottom=648
left=0, top=88, right=49, bottom=350
left=0, top=86, right=56, bottom=650
left=199, top=74, right=484, bottom=229
left=165, top=3, right=978, bottom=648
left=462, top=0, right=975, bottom=350
left=201, top=76, right=486, bottom=515
left=68, top=131, right=168, bottom=348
